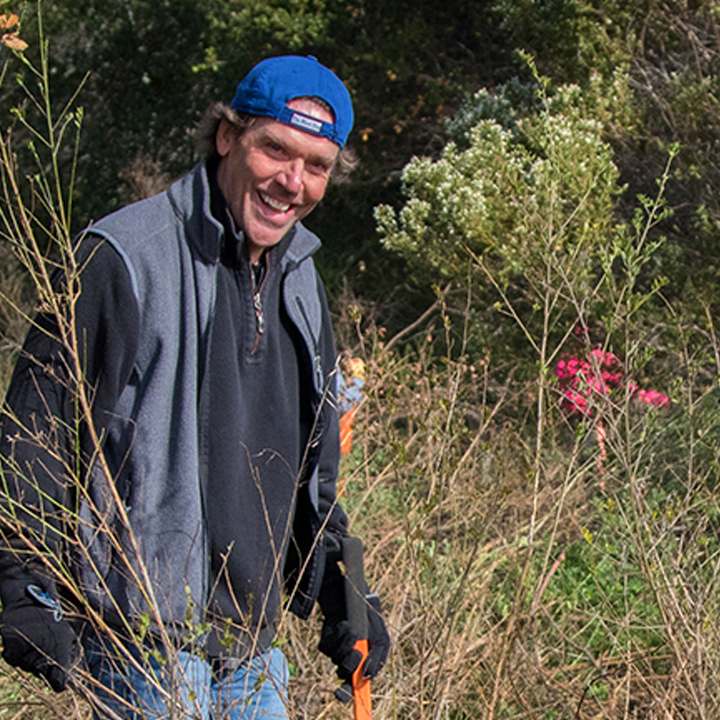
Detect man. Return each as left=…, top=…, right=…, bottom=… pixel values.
left=0, top=55, right=389, bottom=719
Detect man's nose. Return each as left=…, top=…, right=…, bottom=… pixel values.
left=280, top=159, right=303, bottom=193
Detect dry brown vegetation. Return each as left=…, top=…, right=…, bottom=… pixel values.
left=283, top=293, right=720, bottom=719
left=2, top=3, right=720, bottom=720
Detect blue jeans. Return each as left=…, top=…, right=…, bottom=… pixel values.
left=82, top=631, right=289, bottom=720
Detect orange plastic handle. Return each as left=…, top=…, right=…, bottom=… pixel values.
left=340, top=407, right=357, bottom=455
left=351, top=638, right=372, bottom=720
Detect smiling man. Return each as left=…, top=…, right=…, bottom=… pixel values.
left=0, top=56, right=389, bottom=719
left=216, top=96, right=339, bottom=260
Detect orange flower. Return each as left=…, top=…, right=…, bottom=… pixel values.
left=0, top=14, right=19, bottom=30
left=1, top=32, right=28, bottom=51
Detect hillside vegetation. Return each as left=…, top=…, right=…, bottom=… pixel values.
left=1, top=1, right=720, bottom=718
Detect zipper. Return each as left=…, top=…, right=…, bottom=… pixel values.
left=249, top=263, right=268, bottom=355
left=295, top=295, right=325, bottom=473
left=197, top=278, right=217, bottom=613
left=295, top=296, right=324, bottom=392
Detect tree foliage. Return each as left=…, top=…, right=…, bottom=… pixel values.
left=4, top=2, right=720, bottom=718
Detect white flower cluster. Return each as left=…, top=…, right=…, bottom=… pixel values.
left=375, top=92, right=620, bottom=290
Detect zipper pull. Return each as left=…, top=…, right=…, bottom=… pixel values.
left=250, top=261, right=266, bottom=337
left=253, top=291, right=265, bottom=335
left=314, top=353, right=324, bottom=391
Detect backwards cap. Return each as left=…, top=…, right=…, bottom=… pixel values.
left=229, top=55, right=354, bottom=148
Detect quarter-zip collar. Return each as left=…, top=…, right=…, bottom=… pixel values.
left=168, top=159, right=326, bottom=390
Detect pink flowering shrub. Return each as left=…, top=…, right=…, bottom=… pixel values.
left=634, top=387, right=670, bottom=408
left=556, top=347, right=669, bottom=416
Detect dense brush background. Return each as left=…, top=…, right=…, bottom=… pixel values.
left=2, top=1, right=720, bottom=718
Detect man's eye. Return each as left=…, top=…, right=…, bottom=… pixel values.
left=308, top=161, right=330, bottom=175
left=266, top=142, right=286, bottom=156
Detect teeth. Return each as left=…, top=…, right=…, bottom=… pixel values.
left=260, top=193, right=290, bottom=212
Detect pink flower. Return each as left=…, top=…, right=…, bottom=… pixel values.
left=556, top=360, right=570, bottom=380
left=560, top=390, right=588, bottom=415
left=637, top=389, right=670, bottom=408
left=587, top=377, right=606, bottom=393
left=556, top=346, right=669, bottom=416
left=601, top=371, right=623, bottom=386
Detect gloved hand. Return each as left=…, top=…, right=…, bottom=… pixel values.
left=319, top=591, right=390, bottom=702
left=0, top=585, right=77, bottom=692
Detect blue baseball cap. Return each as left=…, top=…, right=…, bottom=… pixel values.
left=229, top=55, right=354, bottom=148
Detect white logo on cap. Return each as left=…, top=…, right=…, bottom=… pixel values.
left=290, top=112, right=323, bottom=134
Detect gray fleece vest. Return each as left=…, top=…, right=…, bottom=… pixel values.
left=76, top=162, right=328, bottom=632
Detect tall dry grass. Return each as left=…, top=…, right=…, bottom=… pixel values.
left=282, top=285, right=720, bottom=720
left=1, top=7, right=720, bottom=720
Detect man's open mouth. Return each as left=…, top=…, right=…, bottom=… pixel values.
left=259, top=192, right=291, bottom=213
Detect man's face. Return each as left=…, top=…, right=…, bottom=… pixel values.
left=216, top=98, right=339, bottom=263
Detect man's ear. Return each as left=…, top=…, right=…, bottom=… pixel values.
left=216, top=119, right=236, bottom=158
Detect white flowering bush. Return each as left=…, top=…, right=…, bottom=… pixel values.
left=376, top=83, right=620, bottom=296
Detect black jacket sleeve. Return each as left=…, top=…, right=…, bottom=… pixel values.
left=0, top=237, right=140, bottom=604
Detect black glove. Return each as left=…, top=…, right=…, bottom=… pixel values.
left=0, top=585, right=76, bottom=692
left=318, top=537, right=391, bottom=701
left=319, top=592, right=390, bottom=702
